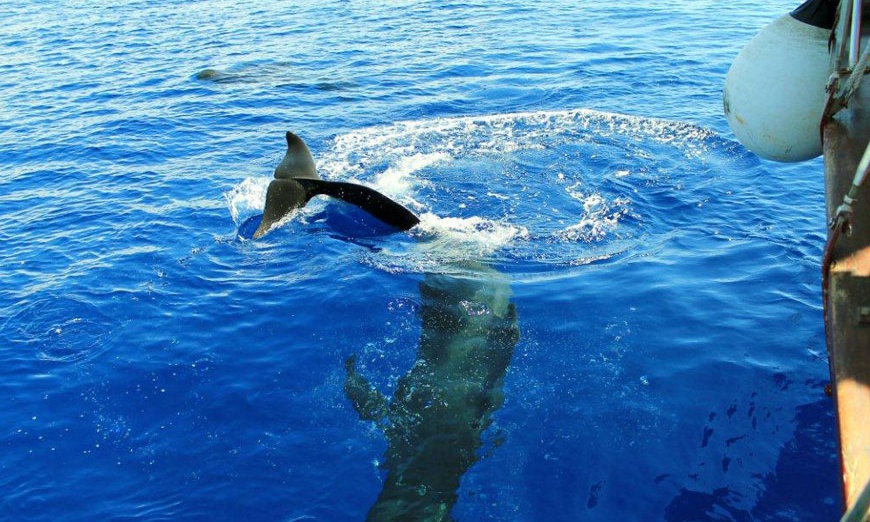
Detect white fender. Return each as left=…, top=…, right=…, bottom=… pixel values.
left=723, top=13, right=830, bottom=162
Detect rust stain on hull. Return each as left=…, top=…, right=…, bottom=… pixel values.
left=823, top=75, right=870, bottom=511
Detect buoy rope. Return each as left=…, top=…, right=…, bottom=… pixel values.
left=821, top=48, right=869, bottom=134
left=820, top=0, right=869, bottom=132
left=842, top=46, right=870, bottom=104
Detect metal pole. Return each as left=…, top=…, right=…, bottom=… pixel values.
left=849, top=0, right=863, bottom=66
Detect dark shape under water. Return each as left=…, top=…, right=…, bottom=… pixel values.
left=253, top=132, right=419, bottom=239
left=345, top=264, right=519, bottom=521
left=194, top=68, right=223, bottom=81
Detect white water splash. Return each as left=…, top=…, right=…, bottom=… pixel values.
left=224, top=177, right=269, bottom=224
left=226, top=108, right=720, bottom=273
left=370, top=152, right=450, bottom=210
left=558, top=183, right=631, bottom=243
left=416, top=213, right=529, bottom=257
left=327, top=108, right=716, bottom=161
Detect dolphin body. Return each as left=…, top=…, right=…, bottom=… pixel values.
left=345, top=264, right=519, bottom=521
left=252, top=132, right=420, bottom=239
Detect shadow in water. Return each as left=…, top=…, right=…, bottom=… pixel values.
left=345, top=264, right=519, bottom=521
left=664, top=391, right=842, bottom=521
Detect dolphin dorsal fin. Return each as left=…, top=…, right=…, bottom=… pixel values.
left=274, top=131, right=319, bottom=180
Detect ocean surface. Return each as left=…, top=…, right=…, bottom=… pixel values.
left=0, top=1, right=841, bottom=520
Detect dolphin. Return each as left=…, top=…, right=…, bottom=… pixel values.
left=252, top=132, right=420, bottom=239
left=344, top=263, right=519, bottom=521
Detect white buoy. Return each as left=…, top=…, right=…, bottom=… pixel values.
left=723, top=11, right=831, bottom=162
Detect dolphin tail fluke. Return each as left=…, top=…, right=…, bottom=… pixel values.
left=344, top=354, right=389, bottom=422
left=298, top=179, right=420, bottom=231
left=252, top=179, right=309, bottom=239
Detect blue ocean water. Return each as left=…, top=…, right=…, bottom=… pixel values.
left=0, top=1, right=841, bottom=520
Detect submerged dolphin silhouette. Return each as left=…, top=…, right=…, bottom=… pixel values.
left=345, top=264, right=519, bottom=521
left=252, top=132, right=420, bottom=239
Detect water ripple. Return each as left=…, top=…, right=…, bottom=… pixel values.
left=2, top=295, right=118, bottom=364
